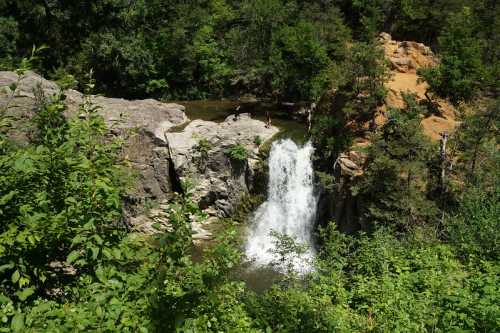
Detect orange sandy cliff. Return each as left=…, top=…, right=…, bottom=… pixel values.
left=378, top=32, right=458, bottom=141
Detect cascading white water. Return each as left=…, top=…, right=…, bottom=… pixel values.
left=245, top=139, right=317, bottom=273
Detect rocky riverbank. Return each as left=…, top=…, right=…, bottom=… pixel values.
left=0, top=71, right=279, bottom=242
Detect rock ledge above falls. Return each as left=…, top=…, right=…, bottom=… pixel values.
left=0, top=71, right=280, bottom=242
left=165, top=113, right=279, bottom=217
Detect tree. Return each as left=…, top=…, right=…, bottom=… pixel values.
left=352, top=94, right=438, bottom=229
left=419, top=6, right=486, bottom=104
left=453, top=99, right=500, bottom=179
left=311, top=40, right=390, bottom=168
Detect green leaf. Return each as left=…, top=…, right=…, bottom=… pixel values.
left=112, top=248, right=121, bottom=260
left=0, top=294, right=11, bottom=304
left=102, top=247, right=113, bottom=259
left=91, top=246, right=99, bottom=260
left=67, top=250, right=80, bottom=264
left=18, top=276, right=29, bottom=288
left=14, top=155, right=35, bottom=173
left=16, top=287, right=34, bottom=301
left=11, top=313, right=25, bottom=332
left=11, top=270, right=20, bottom=284
left=71, top=234, right=84, bottom=246
left=0, top=191, right=17, bottom=205
left=0, top=263, right=14, bottom=273
left=95, top=266, right=106, bottom=283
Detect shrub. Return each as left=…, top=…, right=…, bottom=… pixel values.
left=195, top=138, right=213, bottom=156
left=227, top=144, right=248, bottom=162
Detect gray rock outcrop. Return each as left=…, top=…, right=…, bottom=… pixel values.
left=1, top=71, right=280, bottom=241
left=0, top=70, right=186, bottom=212
left=165, top=113, right=279, bottom=217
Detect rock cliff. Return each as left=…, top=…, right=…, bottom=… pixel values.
left=165, top=113, right=278, bottom=217
left=317, top=33, right=459, bottom=232
left=379, top=33, right=458, bottom=140
left=0, top=71, right=278, bottom=241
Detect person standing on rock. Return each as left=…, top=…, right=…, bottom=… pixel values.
left=266, top=109, right=271, bottom=128
left=307, top=102, right=316, bottom=134
left=233, top=105, right=241, bottom=121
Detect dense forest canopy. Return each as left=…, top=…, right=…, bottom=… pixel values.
left=0, top=1, right=499, bottom=332
left=1, top=0, right=498, bottom=101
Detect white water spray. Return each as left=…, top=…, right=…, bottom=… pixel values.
left=245, top=139, right=317, bottom=273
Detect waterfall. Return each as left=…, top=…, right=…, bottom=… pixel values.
left=245, top=139, right=317, bottom=273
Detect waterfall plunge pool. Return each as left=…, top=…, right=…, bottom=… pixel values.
left=245, top=139, right=318, bottom=274
left=183, top=101, right=316, bottom=290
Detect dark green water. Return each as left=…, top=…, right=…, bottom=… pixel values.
left=178, top=100, right=308, bottom=144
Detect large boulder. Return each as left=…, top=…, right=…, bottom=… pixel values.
left=379, top=33, right=437, bottom=73
left=0, top=71, right=280, bottom=241
left=165, top=113, right=279, bottom=217
left=0, top=70, right=187, bottom=214
left=0, top=71, right=187, bottom=138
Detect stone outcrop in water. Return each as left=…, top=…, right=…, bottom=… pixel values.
left=165, top=113, right=279, bottom=217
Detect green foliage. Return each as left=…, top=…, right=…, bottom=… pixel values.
left=227, top=143, right=248, bottom=162
left=244, top=221, right=500, bottom=332
left=194, top=138, right=213, bottom=171
left=352, top=94, right=438, bottom=229
left=253, top=135, right=263, bottom=146
left=419, top=6, right=487, bottom=103
left=0, top=0, right=353, bottom=101
left=195, top=138, right=213, bottom=156
left=311, top=40, right=390, bottom=167
left=0, top=17, right=18, bottom=70
left=49, top=68, right=79, bottom=90
left=316, top=171, right=336, bottom=192
left=152, top=201, right=251, bottom=332
left=2, top=1, right=498, bottom=102
left=451, top=98, right=500, bottom=179
left=269, top=231, right=310, bottom=278
left=0, top=91, right=128, bottom=301
left=446, top=182, right=499, bottom=261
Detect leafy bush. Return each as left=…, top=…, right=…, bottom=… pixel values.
left=0, top=69, right=251, bottom=331
left=446, top=185, right=500, bottom=261
left=418, top=7, right=487, bottom=104
left=195, top=138, right=213, bottom=156
left=227, top=144, right=248, bottom=162
left=194, top=138, right=213, bottom=171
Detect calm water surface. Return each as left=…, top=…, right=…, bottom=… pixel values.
left=178, top=100, right=308, bottom=143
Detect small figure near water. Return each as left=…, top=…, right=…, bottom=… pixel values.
left=233, top=105, right=241, bottom=121
left=307, top=102, right=316, bottom=134
left=265, top=109, right=271, bottom=128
